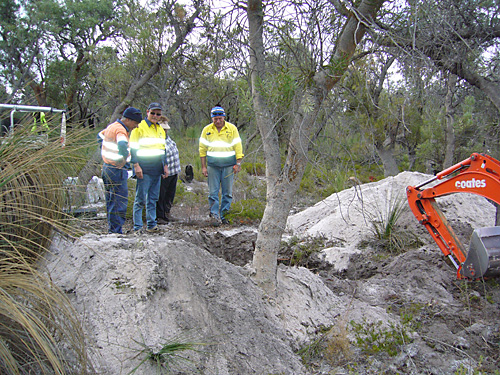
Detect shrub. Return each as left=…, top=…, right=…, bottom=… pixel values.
left=350, top=318, right=413, bottom=357
left=225, top=198, right=265, bottom=224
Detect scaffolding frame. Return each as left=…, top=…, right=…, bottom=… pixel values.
left=0, top=104, right=67, bottom=146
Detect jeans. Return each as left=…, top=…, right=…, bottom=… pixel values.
left=207, top=165, right=234, bottom=219
left=102, top=164, right=128, bottom=234
left=133, top=173, right=161, bottom=230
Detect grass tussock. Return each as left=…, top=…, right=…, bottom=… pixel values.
left=0, top=263, right=90, bottom=374
left=364, top=187, right=422, bottom=254
left=0, top=121, right=95, bottom=373
left=128, top=332, right=208, bottom=374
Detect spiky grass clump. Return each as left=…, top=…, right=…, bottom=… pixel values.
left=0, top=121, right=95, bottom=373
left=365, top=188, right=421, bottom=254
left=0, top=263, right=91, bottom=374
left=129, top=333, right=207, bottom=374
left=0, top=124, right=91, bottom=260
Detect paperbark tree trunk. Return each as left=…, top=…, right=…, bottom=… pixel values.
left=248, top=0, right=385, bottom=295
left=376, top=145, right=400, bottom=177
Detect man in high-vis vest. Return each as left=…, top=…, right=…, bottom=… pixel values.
left=99, top=107, right=142, bottom=234
left=199, top=106, right=244, bottom=226
left=129, top=102, right=169, bottom=233
left=31, top=112, right=49, bottom=133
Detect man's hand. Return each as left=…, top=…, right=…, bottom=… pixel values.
left=233, top=164, right=241, bottom=174
left=162, top=165, right=169, bottom=178
left=202, top=166, right=208, bottom=177
left=135, top=164, right=143, bottom=179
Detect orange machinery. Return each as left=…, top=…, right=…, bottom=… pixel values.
left=406, top=153, right=500, bottom=279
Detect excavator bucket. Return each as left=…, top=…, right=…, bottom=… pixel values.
left=462, top=227, right=500, bottom=279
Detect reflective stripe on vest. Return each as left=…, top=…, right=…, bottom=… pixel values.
left=101, top=128, right=130, bottom=165
left=130, top=137, right=165, bottom=157
left=199, top=136, right=241, bottom=158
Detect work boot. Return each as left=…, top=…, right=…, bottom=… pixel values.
left=157, top=217, right=169, bottom=225
left=126, top=228, right=143, bottom=235
left=146, top=226, right=161, bottom=233
left=209, top=213, right=221, bottom=227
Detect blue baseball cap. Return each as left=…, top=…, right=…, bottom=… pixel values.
left=211, top=106, right=226, bottom=117
left=123, top=107, right=142, bottom=123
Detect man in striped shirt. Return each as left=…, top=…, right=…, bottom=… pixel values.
left=156, top=117, right=181, bottom=224
left=199, top=106, right=244, bottom=225
left=99, top=107, right=142, bottom=234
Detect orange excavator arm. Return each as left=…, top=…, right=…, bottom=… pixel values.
left=406, top=153, right=500, bottom=279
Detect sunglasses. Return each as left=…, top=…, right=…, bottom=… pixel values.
left=212, top=112, right=225, bottom=117
left=150, top=111, right=161, bottom=116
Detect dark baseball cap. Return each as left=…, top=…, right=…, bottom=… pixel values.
left=148, top=102, right=162, bottom=110
left=123, top=107, right=142, bottom=123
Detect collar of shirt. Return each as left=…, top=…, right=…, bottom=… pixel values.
left=117, top=119, right=129, bottom=133
left=145, top=118, right=158, bottom=127
left=210, top=122, right=227, bottom=132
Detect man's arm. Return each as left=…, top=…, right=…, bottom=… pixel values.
left=201, top=156, right=208, bottom=177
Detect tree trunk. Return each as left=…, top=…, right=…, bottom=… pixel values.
left=248, top=0, right=385, bottom=294
left=376, top=144, right=400, bottom=177
left=248, top=0, right=283, bottom=294
left=443, top=73, right=457, bottom=169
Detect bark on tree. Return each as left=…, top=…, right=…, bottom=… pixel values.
left=370, top=56, right=400, bottom=177
left=443, top=73, right=457, bottom=169
left=248, top=0, right=385, bottom=295
left=377, top=146, right=400, bottom=177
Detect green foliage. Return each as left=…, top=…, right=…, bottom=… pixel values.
left=298, top=319, right=352, bottom=368
left=454, top=356, right=499, bottom=375
left=127, top=178, right=137, bottom=220
left=241, top=162, right=266, bottom=176
left=225, top=198, right=266, bottom=224
left=280, top=235, right=343, bottom=267
left=350, top=318, right=413, bottom=357
left=128, top=332, right=207, bottom=375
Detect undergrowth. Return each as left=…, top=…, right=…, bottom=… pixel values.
left=350, top=318, right=414, bottom=357
left=298, top=318, right=352, bottom=369
left=279, top=235, right=344, bottom=267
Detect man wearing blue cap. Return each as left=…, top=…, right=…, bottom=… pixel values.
left=98, top=107, right=142, bottom=234
left=199, top=105, right=244, bottom=225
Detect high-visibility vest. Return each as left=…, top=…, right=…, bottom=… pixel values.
left=31, top=112, right=49, bottom=132
left=99, top=121, right=131, bottom=168
left=199, top=121, right=244, bottom=167
left=129, top=119, right=166, bottom=175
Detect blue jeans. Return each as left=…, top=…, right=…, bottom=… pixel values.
left=133, top=173, right=161, bottom=230
left=102, top=164, right=128, bottom=234
left=207, top=165, right=234, bottom=219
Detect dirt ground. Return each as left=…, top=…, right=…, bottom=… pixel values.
left=71, top=172, right=500, bottom=374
